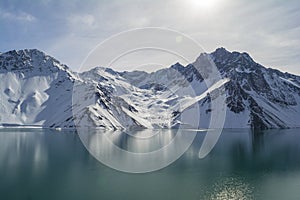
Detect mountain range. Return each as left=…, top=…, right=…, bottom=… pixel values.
left=1, top=48, right=300, bottom=130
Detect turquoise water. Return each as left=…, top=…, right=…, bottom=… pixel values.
left=1, top=128, right=300, bottom=200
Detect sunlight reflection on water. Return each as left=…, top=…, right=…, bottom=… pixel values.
left=209, top=177, right=254, bottom=200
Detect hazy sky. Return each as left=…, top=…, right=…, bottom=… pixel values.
left=0, top=0, right=299, bottom=74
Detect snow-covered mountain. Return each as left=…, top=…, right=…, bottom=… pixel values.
left=0, top=49, right=76, bottom=128
left=0, top=48, right=300, bottom=130
left=212, top=48, right=300, bottom=129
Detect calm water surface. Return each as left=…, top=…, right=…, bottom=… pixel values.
left=1, top=128, right=300, bottom=200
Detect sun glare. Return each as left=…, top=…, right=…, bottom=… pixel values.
left=188, top=0, right=219, bottom=10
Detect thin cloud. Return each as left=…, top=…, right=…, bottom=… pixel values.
left=0, top=10, right=36, bottom=22
left=0, top=0, right=299, bottom=74
left=68, top=14, right=96, bottom=28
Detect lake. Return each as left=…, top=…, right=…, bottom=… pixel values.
left=1, top=128, right=300, bottom=200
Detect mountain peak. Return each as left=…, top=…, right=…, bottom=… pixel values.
left=214, top=47, right=230, bottom=53
left=170, top=62, right=184, bottom=71
left=5, top=49, right=45, bottom=57
left=0, top=49, right=69, bottom=73
left=212, top=47, right=232, bottom=56
left=210, top=47, right=255, bottom=66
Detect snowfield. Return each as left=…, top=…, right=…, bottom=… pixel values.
left=1, top=48, right=300, bottom=130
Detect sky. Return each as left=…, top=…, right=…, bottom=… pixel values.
left=0, top=0, right=300, bottom=74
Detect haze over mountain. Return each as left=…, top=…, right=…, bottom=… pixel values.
left=1, top=48, right=300, bottom=130
left=2, top=1, right=299, bottom=75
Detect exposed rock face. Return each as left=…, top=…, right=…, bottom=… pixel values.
left=1, top=48, right=300, bottom=130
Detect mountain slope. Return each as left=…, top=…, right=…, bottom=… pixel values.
left=0, top=49, right=76, bottom=127
left=212, top=48, right=300, bottom=129
left=0, top=48, right=300, bottom=130
left=121, top=47, right=300, bottom=129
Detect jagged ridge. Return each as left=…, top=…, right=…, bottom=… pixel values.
left=0, top=48, right=300, bottom=130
